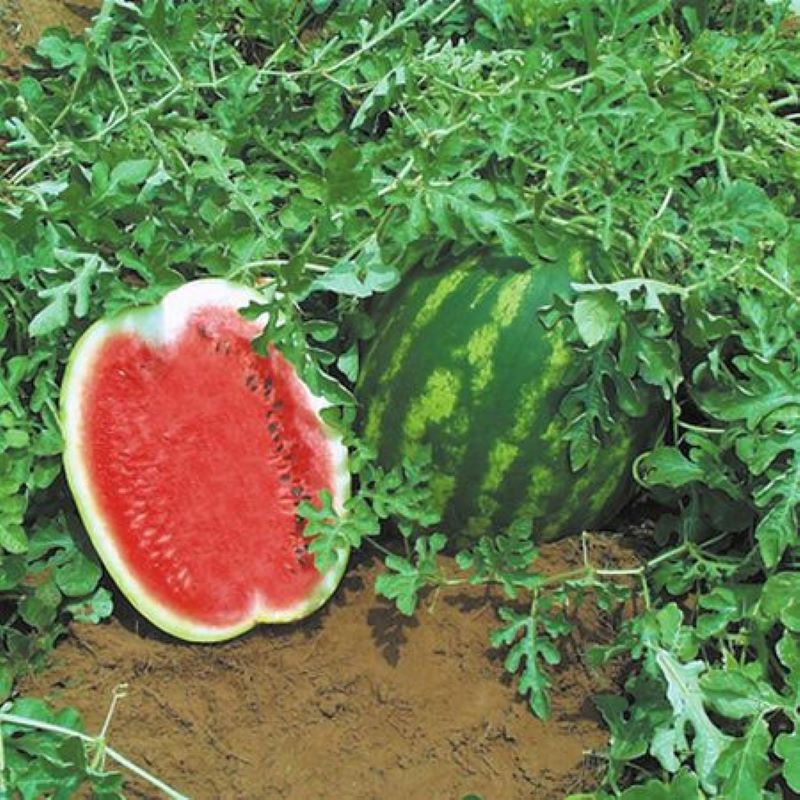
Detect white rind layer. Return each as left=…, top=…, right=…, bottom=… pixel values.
left=61, top=279, right=351, bottom=643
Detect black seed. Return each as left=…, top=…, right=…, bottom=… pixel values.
left=280, top=473, right=291, bottom=483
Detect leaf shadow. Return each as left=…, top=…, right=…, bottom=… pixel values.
left=366, top=597, right=420, bottom=667
left=442, top=586, right=496, bottom=614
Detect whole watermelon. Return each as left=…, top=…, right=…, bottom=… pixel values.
left=356, top=243, right=664, bottom=543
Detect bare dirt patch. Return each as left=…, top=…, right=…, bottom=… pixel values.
left=0, top=0, right=99, bottom=72
left=19, top=537, right=639, bottom=800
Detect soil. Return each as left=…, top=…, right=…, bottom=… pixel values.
left=18, top=537, right=643, bottom=800
left=0, top=0, right=99, bottom=73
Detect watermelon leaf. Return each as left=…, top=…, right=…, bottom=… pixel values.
left=572, top=292, right=621, bottom=347
left=489, top=603, right=562, bottom=720
left=456, top=523, right=540, bottom=599
left=775, top=726, right=800, bottom=793
left=559, top=345, right=618, bottom=471
left=375, top=534, right=448, bottom=616
left=652, top=649, right=731, bottom=792
left=716, top=718, right=772, bottom=800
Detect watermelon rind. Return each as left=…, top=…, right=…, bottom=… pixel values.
left=61, top=279, right=350, bottom=642
left=357, top=245, right=664, bottom=545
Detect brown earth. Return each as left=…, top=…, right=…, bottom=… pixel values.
left=19, top=536, right=643, bottom=800
left=0, top=0, right=100, bottom=72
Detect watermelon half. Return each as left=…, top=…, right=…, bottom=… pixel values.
left=61, top=280, right=350, bottom=642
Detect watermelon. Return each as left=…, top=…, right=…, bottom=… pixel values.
left=357, top=245, right=663, bottom=544
left=61, top=280, right=349, bottom=642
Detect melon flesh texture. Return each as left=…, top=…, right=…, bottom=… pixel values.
left=62, top=281, right=349, bottom=642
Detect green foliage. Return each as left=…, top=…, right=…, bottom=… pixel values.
left=299, top=442, right=441, bottom=572
left=2, top=0, right=800, bottom=797
left=375, top=534, right=448, bottom=616
left=0, top=690, right=189, bottom=799
left=0, top=699, right=124, bottom=800
left=0, top=509, right=110, bottom=702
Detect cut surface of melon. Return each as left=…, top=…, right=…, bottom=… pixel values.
left=62, top=280, right=349, bottom=642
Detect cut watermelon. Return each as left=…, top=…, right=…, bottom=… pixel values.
left=61, top=280, right=350, bottom=642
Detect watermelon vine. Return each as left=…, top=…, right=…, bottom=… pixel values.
left=1, top=0, right=799, bottom=797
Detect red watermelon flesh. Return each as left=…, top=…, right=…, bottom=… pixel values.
left=61, top=280, right=349, bottom=642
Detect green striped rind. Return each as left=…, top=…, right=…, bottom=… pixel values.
left=357, top=245, right=663, bottom=544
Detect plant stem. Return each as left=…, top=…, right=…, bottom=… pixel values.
left=324, top=0, right=461, bottom=76
left=713, top=108, right=730, bottom=186
left=92, top=684, right=129, bottom=771
left=0, top=718, right=5, bottom=794
left=260, top=0, right=461, bottom=79
left=364, top=536, right=396, bottom=558
left=0, top=713, right=189, bottom=800
left=755, top=266, right=800, bottom=303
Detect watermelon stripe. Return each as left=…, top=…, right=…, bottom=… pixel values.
left=356, top=274, right=428, bottom=390
left=361, top=260, right=476, bottom=453
left=463, top=334, right=574, bottom=536
left=357, top=245, right=663, bottom=544
left=446, top=270, right=546, bottom=534
left=393, top=266, right=521, bottom=527
left=449, top=263, right=576, bottom=536
left=362, top=260, right=478, bottom=459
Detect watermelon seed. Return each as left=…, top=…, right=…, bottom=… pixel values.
left=176, top=567, right=191, bottom=590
